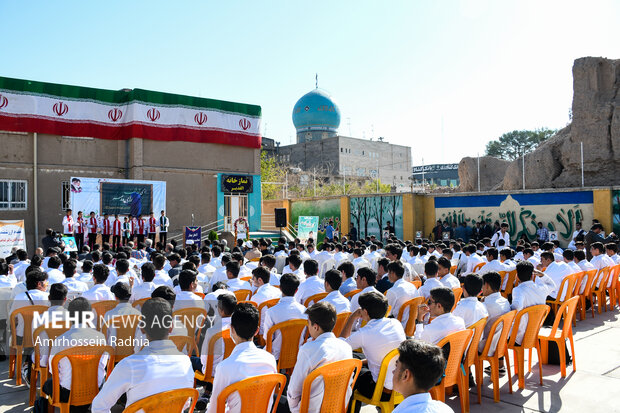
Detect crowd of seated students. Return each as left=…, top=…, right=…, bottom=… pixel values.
left=0, top=223, right=618, bottom=413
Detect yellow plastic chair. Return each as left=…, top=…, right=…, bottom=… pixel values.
left=8, top=305, right=49, bottom=385
left=233, top=289, right=252, bottom=301
left=173, top=307, right=208, bottom=356
left=102, top=314, right=142, bottom=362
left=266, top=319, right=307, bottom=374
left=30, top=325, right=70, bottom=405
left=538, top=296, right=579, bottom=378
left=304, top=292, right=328, bottom=307
left=578, top=269, right=598, bottom=320
left=501, top=270, right=518, bottom=299
left=170, top=335, right=194, bottom=355
left=350, top=348, right=404, bottom=413
left=611, top=264, right=620, bottom=309
left=462, top=317, right=487, bottom=412
left=591, top=267, right=611, bottom=314
left=215, top=373, right=286, bottom=413
left=123, top=388, right=199, bottom=413
left=131, top=297, right=150, bottom=309
left=475, top=310, right=516, bottom=404
left=343, top=289, right=361, bottom=300
left=299, top=359, right=362, bottom=413
left=92, top=300, right=118, bottom=330
left=449, top=265, right=457, bottom=275
left=545, top=273, right=577, bottom=315
left=333, top=312, right=351, bottom=337
left=411, top=280, right=422, bottom=289
left=507, top=304, right=550, bottom=391
left=451, top=287, right=463, bottom=312
left=194, top=329, right=236, bottom=384
left=45, top=345, right=115, bottom=413
left=473, top=262, right=485, bottom=273
left=256, top=298, right=280, bottom=346
left=430, top=329, right=473, bottom=413
left=396, top=296, right=425, bottom=337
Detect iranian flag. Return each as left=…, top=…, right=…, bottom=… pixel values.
left=0, top=76, right=261, bottom=148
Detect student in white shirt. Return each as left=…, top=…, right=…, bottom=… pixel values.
left=414, top=287, right=466, bottom=345
left=462, top=245, right=484, bottom=276
left=59, top=260, right=88, bottom=297
left=523, top=248, right=541, bottom=266
left=82, top=264, right=116, bottom=302
left=539, top=251, right=573, bottom=301
left=9, top=270, right=50, bottom=342
left=75, top=260, right=94, bottom=285
left=286, top=302, right=353, bottom=413
left=151, top=254, right=174, bottom=287
left=283, top=254, right=304, bottom=282
left=224, top=261, right=252, bottom=292
left=338, top=262, right=357, bottom=296
left=391, top=339, right=454, bottom=413
left=130, top=262, right=158, bottom=302
left=173, top=270, right=205, bottom=312
left=31, top=284, right=69, bottom=371
left=210, top=254, right=232, bottom=286
left=349, top=267, right=380, bottom=313
left=102, top=282, right=142, bottom=342
left=12, top=249, right=30, bottom=283
left=417, top=261, right=444, bottom=300
left=262, top=274, right=307, bottom=360
left=510, top=261, right=555, bottom=344
left=606, top=243, right=620, bottom=264
left=46, top=256, right=65, bottom=285
left=39, top=297, right=107, bottom=410
left=590, top=242, right=615, bottom=287
left=574, top=250, right=596, bottom=294
left=452, top=274, right=488, bottom=328
left=319, top=269, right=351, bottom=314
left=479, top=272, right=511, bottom=372
left=260, top=254, right=282, bottom=286
left=491, top=223, right=510, bottom=249
left=340, top=291, right=406, bottom=408
left=91, top=297, right=194, bottom=413
left=250, top=266, right=282, bottom=307
left=207, top=302, right=277, bottom=413
left=385, top=260, right=419, bottom=324
left=478, top=248, right=507, bottom=276
left=294, top=260, right=325, bottom=305
left=0, top=260, right=17, bottom=288
left=437, top=257, right=460, bottom=288
left=204, top=282, right=236, bottom=318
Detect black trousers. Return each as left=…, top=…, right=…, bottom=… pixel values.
left=136, top=234, right=145, bottom=244
left=74, top=233, right=84, bottom=252
left=101, top=234, right=110, bottom=245
left=112, top=235, right=121, bottom=250
left=148, top=233, right=156, bottom=243
left=88, top=233, right=97, bottom=249
left=160, top=231, right=167, bottom=245
left=348, top=367, right=390, bottom=413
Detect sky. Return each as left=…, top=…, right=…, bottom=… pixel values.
left=1, top=0, right=618, bottom=166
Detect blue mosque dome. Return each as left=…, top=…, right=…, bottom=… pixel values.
left=292, top=88, right=341, bottom=143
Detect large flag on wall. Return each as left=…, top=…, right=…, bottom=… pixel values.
left=0, top=76, right=261, bottom=148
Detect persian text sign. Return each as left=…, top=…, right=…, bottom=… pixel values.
left=434, top=191, right=593, bottom=247
left=0, top=220, right=26, bottom=257
left=184, top=227, right=202, bottom=248
left=220, top=175, right=253, bottom=193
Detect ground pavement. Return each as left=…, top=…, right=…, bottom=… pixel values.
left=0, top=309, right=618, bottom=413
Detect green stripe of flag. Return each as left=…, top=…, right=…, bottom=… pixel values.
left=0, top=76, right=261, bottom=117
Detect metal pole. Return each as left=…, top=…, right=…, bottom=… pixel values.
left=477, top=153, right=481, bottom=192
left=343, top=165, right=346, bottom=195
left=580, top=142, right=584, bottom=187
left=33, top=132, right=39, bottom=250
left=376, top=158, right=379, bottom=193
left=421, top=157, right=425, bottom=193
left=522, top=152, right=525, bottom=190
left=313, top=167, right=316, bottom=197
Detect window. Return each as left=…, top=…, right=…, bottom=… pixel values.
left=61, top=181, right=71, bottom=211
left=0, top=180, right=27, bottom=210
left=340, top=148, right=343, bottom=152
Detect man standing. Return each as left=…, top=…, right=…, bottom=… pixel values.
left=325, top=220, right=335, bottom=242
left=536, top=222, right=550, bottom=244
left=100, top=213, right=112, bottom=245
left=87, top=211, right=99, bottom=250
left=584, top=223, right=616, bottom=260
left=148, top=212, right=158, bottom=244
left=159, top=210, right=169, bottom=245
left=491, top=223, right=511, bottom=249
left=136, top=215, right=146, bottom=244
left=111, top=214, right=123, bottom=251
left=61, top=209, right=74, bottom=238
left=74, top=211, right=86, bottom=252
left=349, top=222, right=358, bottom=242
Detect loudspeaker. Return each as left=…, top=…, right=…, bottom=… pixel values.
left=274, top=208, right=287, bottom=228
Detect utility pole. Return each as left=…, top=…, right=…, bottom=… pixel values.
left=313, top=167, right=316, bottom=197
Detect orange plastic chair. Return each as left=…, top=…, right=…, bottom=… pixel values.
left=578, top=269, right=598, bottom=320
left=450, top=265, right=457, bottom=275
left=299, top=359, right=362, bottom=413
left=123, top=388, right=199, bottom=413
left=256, top=298, right=280, bottom=346
left=132, top=297, right=150, bottom=309
left=333, top=311, right=351, bottom=337
left=473, top=262, right=485, bottom=273
left=462, top=317, right=487, bottom=412
left=304, top=292, right=328, bottom=307
left=173, top=307, right=208, bottom=355
left=170, top=335, right=194, bottom=355
left=545, top=273, right=577, bottom=315
left=411, top=280, right=422, bottom=289
left=92, top=300, right=118, bottom=330
left=194, top=292, right=206, bottom=299
left=45, top=345, right=115, bottom=413
left=194, top=329, right=236, bottom=384
left=239, top=276, right=252, bottom=282
left=102, top=314, right=142, bottom=362
left=238, top=300, right=258, bottom=307
left=611, top=264, right=620, bottom=309
left=396, top=296, right=425, bottom=336
left=569, top=271, right=586, bottom=326
left=343, top=289, right=361, bottom=300
left=233, top=289, right=252, bottom=301
left=507, top=304, right=550, bottom=391
left=430, top=329, right=473, bottom=413
left=266, top=319, right=308, bottom=374
left=451, top=287, right=462, bottom=312
left=497, top=270, right=507, bottom=288
left=215, top=373, right=286, bottom=413
left=538, top=296, right=579, bottom=378
left=475, top=310, right=516, bottom=404
left=8, top=305, right=49, bottom=385
left=30, top=325, right=70, bottom=405
left=591, top=267, right=611, bottom=314
left=501, top=270, right=518, bottom=299
left=350, top=348, right=404, bottom=412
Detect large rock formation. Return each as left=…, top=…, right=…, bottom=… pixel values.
left=458, top=156, right=511, bottom=191
left=460, top=57, right=619, bottom=191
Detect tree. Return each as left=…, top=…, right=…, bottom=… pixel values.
left=260, top=152, right=287, bottom=200
left=485, top=128, right=556, bottom=160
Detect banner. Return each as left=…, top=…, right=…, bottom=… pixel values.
left=298, top=216, right=319, bottom=241
left=0, top=220, right=26, bottom=258
left=62, top=236, right=78, bottom=252
left=184, top=227, right=202, bottom=248
left=0, top=76, right=261, bottom=148
left=71, top=177, right=166, bottom=219
left=220, top=174, right=254, bottom=193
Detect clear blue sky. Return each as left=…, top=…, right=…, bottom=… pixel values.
left=1, top=1, right=618, bottom=165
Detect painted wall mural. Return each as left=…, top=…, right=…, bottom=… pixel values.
left=290, top=198, right=341, bottom=243
left=613, top=190, right=620, bottom=235
left=350, top=195, right=403, bottom=240
left=434, top=191, right=594, bottom=247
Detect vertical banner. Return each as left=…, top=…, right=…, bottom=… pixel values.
left=298, top=216, right=319, bottom=241
left=0, top=220, right=27, bottom=258
left=184, top=227, right=202, bottom=248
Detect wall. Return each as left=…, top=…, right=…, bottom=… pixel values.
left=349, top=194, right=403, bottom=240
left=289, top=198, right=341, bottom=243
left=434, top=191, right=594, bottom=247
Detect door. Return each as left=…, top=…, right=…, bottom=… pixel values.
left=224, top=193, right=248, bottom=232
